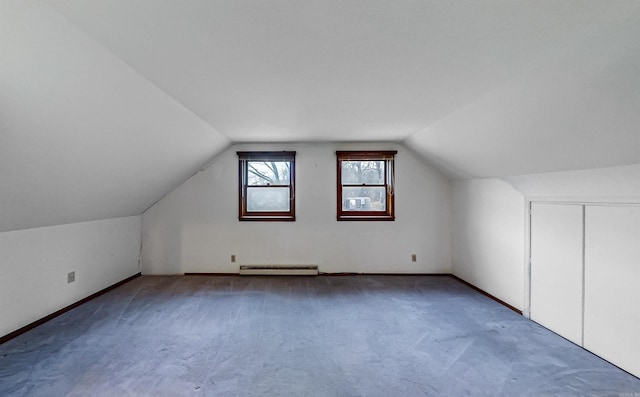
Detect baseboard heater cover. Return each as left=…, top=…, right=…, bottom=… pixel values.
left=239, top=265, right=318, bottom=276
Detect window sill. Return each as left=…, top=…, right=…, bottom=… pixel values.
left=239, top=216, right=296, bottom=222
left=337, top=215, right=395, bottom=221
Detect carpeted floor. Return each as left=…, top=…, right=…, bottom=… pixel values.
left=1, top=275, right=639, bottom=396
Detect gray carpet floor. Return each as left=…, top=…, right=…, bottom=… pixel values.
left=1, top=275, right=639, bottom=396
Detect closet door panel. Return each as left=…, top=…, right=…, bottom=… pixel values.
left=584, top=205, right=640, bottom=377
left=530, top=203, right=584, bottom=345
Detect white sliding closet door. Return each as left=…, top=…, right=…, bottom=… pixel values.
left=530, top=203, right=584, bottom=345
left=584, top=205, right=640, bottom=377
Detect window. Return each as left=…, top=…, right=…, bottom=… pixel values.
left=238, top=151, right=296, bottom=221
left=336, top=150, right=397, bottom=221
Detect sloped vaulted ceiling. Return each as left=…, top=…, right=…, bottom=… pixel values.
left=2, top=0, right=639, bottom=231
left=0, top=0, right=229, bottom=232
left=406, top=5, right=640, bottom=178
left=44, top=0, right=640, bottom=175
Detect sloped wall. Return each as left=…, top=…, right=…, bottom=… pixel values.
left=0, top=0, right=228, bottom=233
left=0, top=216, right=141, bottom=338
left=142, top=143, right=452, bottom=274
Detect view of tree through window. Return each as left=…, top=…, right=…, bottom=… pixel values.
left=246, top=161, right=291, bottom=212
left=341, top=160, right=386, bottom=211
left=337, top=151, right=396, bottom=221
left=238, top=152, right=295, bottom=221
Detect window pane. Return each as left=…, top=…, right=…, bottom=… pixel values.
left=247, top=187, right=290, bottom=212
left=247, top=161, right=291, bottom=186
left=342, top=186, right=386, bottom=211
left=341, top=161, right=384, bottom=184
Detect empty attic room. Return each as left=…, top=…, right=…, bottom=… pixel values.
left=1, top=0, right=640, bottom=395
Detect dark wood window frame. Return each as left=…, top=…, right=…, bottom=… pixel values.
left=238, top=151, right=296, bottom=221
left=336, top=150, right=397, bottom=221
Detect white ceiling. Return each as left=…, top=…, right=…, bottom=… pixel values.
left=1, top=0, right=229, bottom=232
left=2, top=0, right=639, bottom=230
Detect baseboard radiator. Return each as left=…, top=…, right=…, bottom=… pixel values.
left=239, top=265, right=318, bottom=276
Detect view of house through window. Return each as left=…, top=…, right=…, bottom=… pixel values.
left=336, top=151, right=397, bottom=221
left=238, top=151, right=295, bottom=221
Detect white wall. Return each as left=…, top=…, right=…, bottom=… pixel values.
left=452, top=163, right=640, bottom=311
left=142, top=143, right=451, bottom=275
left=0, top=216, right=141, bottom=338
left=451, top=179, right=526, bottom=310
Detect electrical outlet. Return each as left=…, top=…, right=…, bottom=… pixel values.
left=411, top=254, right=417, bottom=262
left=67, top=271, right=75, bottom=283
left=231, top=255, right=236, bottom=263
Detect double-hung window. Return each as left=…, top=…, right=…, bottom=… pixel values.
left=238, top=151, right=296, bottom=221
left=336, top=150, right=397, bottom=221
